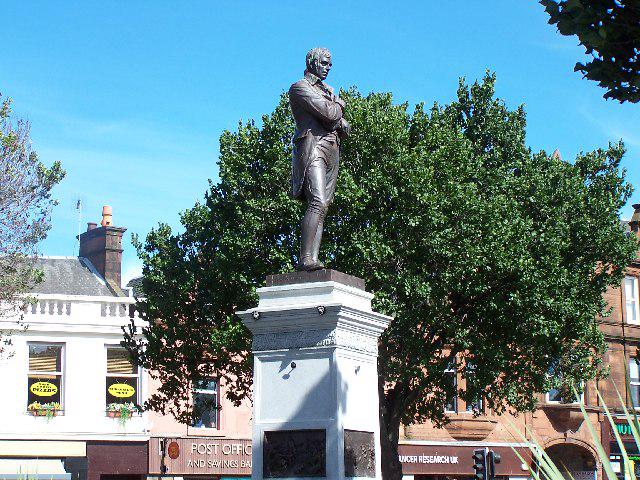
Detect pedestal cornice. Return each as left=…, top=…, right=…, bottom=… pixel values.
left=237, top=277, right=391, bottom=355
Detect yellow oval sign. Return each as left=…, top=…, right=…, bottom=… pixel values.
left=30, top=381, right=58, bottom=397
left=108, top=383, right=135, bottom=398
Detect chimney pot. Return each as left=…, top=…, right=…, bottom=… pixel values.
left=101, top=205, right=113, bottom=226
left=87, top=222, right=97, bottom=231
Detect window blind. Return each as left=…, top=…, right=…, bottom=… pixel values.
left=28, top=346, right=61, bottom=373
left=107, top=348, right=136, bottom=374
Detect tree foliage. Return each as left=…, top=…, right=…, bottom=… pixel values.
left=124, top=73, right=636, bottom=480
left=0, top=94, right=65, bottom=354
left=541, top=0, right=640, bottom=103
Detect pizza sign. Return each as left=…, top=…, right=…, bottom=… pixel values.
left=30, top=381, right=58, bottom=397
left=108, top=383, right=135, bottom=398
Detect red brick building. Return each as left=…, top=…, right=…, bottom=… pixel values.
left=398, top=204, right=640, bottom=480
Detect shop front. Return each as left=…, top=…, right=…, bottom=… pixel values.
left=0, top=440, right=147, bottom=480
left=0, top=441, right=85, bottom=480
left=148, top=437, right=251, bottom=480
left=398, top=442, right=532, bottom=480
left=86, top=441, right=148, bottom=480
left=608, top=420, right=639, bottom=480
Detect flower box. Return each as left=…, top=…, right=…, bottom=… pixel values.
left=106, top=402, right=137, bottom=424
left=28, top=408, right=60, bottom=417
left=27, top=402, right=61, bottom=418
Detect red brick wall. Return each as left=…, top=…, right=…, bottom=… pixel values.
left=79, top=226, right=126, bottom=287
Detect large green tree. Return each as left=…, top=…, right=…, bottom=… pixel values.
left=124, top=74, right=636, bottom=480
left=540, top=0, right=640, bottom=103
left=0, top=94, right=65, bottom=356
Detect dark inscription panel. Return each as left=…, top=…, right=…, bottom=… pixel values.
left=344, top=430, right=375, bottom=477
left=263, top=429, right=326, bottom=478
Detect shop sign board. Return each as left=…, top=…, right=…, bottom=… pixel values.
left=611, top=420, right=639, bottom=439
left=150, top=439, right=528, bottom=476
left=149, top=437, right=252, bottom=476
left=398, top=444, right=531, bottom=476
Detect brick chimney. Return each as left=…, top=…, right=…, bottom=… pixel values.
left=630, top=204, right=640, bottom=242
left=78, top=206, right=127, bottom=295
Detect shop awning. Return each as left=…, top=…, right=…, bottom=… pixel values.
left=0, top=459, right=71, bottom=480
left=0, top=441, right=85, bottom=458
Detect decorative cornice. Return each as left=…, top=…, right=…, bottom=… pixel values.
left=252, top=326, right=379, bottom=355
left=253, top=328, right=336, bottom=351
left=336, top=329, right=378, bottom=355
left=239, top=304, right=390, bottom=340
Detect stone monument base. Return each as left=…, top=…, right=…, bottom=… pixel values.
left=237, top=270, right=391, bottom=480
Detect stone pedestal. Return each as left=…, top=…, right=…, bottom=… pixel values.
left=237, top=270, right=391, bottom=480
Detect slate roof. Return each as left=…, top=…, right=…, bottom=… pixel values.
left=31, top=257, right=116, bottom=297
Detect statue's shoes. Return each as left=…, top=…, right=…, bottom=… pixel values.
left=296, top=259, right=325, bottom=271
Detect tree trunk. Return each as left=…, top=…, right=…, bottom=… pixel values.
left=379, top=377, right=404, bottom=480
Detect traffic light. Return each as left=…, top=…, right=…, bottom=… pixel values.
left=473, top=448, right=501, bottom=480
left=488, top=450, right=501, bottom=480
left=472, top=448, right=488, bottom=480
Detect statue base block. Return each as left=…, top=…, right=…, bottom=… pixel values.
left=265, top=269, right=366, bottom=290
left=237, top=270, right=391, bottom=480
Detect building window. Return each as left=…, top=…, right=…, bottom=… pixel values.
left=464, top=362, right=483, bottom=413
left=27, top=343, right=64, bottom=411
left=625, top=276, right=640, bottom=325
left=192, top=379, right=220, bottom=429
left=547, top=382, right=584, bottom=404
left=630, top=358, right=640, bottom=408
left=547, top=386, right=564, bottom=403
left=444, top=363, right=457, bottom=413
left=106, top=346, right=139, bottom=408
left=546, top=358, right=585, bottom=404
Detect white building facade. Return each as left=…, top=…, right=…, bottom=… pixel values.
left=0, top=214, right=150, bottom=480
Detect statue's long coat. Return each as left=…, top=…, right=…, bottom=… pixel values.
left=288, top=76, right=344, bottom=199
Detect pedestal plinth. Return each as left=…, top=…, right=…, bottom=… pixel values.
left=237, top=270, right=391, bottom=480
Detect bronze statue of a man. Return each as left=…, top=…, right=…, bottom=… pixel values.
left=289, top=47, right=350, bottom=271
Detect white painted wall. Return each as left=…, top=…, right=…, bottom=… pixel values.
left=0, top=295, right=149, bottom=441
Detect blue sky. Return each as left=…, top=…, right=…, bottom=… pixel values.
left=2, top=1, right=639, bottom=284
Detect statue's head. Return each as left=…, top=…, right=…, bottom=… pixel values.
left=306, top=47, right=332, bottom=81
